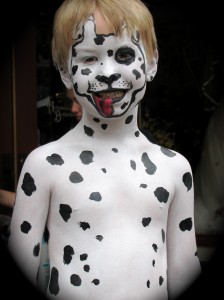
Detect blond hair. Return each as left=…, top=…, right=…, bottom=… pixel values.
left=52, top=0, right=157, bottom=71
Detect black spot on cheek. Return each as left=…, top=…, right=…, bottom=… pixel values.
left=72, top=65, right=78, bottom=76
left=179, top=218, right=192, bottom=231
left=92, top=279, right=100, bottom=285
left=125, top=115, right=133, bottom=124
left=132, top=69, right=141, bottom=80
left=71, top=274, right=82, bottom=286
left=84, top=125, right=94, bottom=137
left=94, top=35, right=105, bottom=45
left=107, top=50, right=113, bottom=57
left=81, top=68, right=92, bottom=76
left=63, top=245, right=75, bottom=265
left=141, top=63, right=146, bottom=74
left=33, top=243, right=40, bottom=257
left=59, top=204, right=72, bottom=222
left=121, top=102, right=128, bottom=110
left=20, top=221, right=32, bottom=234
left=142, top=217, right=151, bottom=227
left=69, top=171, right=84, bottom=183
left=154, top=187, right=169, bottom=203
left=49, top=267, right=60, bottom=295
left=72, top=47, right=77, bottom=57
left=46, top=153, right=64, bottom=166
left=79, top=222, right=90, bottom=231
left=79, top=151, right=94, bottom=165
left=89, top=192, right=102, bottom=202
left=183, top=172, right=192, bottom=191
left=21, top=172, right=36, bottom=196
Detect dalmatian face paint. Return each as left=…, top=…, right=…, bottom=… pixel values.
left=69, top=16, right=148, bottom=118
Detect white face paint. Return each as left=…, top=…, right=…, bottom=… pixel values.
left=69, top=16, right=148, bottom=118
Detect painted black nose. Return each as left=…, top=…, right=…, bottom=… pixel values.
left=96, top=73, right=121, bottom=85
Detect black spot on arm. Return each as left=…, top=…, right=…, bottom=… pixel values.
left=135, top=131, right=140, bottom=137
left=183, top=172, right=192, bottom=191
left=20, top=221, right=31, bottom=234
left=33, top=243, right=40, bottom=257
left=46, top=153, right=64, bottom=166
left=141, top=153, right=157, bottom=175
left=49, top=267, right=60, bottom=295
left=141, top=63, right=146, bottom=74
left=154, top=187, right=169, bottom=203
left=69, top=171, right=84, bottom=183
left=152, top=243, right=158, bottom=252
left=79, top=222, right=90, bottom=231
left=59, top=204, right=72, bottom=222
left=112, top=148, right=118, bottom=153
left=79, top=151, right=94, bottom=165
left=84, top=125, right=94, bottom=137
left=142, top=217, right=151, bottom=227
left=89, top=192, right=102, bottom=202
left=160, top=147, right=176, bottom=158
left=147, top=280, right=150, bottom=288
left=159, top=276, right=164, bottom=286
left=161, top=229, right=165, bottom=243
left=21, top=172, right=36, bottom=196
left=70, top=274, right=82, bottom=286
left=179, top=218, right=192, bottom=231
left=63, top=245, right=75, bottom=265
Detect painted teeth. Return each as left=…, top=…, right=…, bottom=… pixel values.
left=98, top=90, right=125, bottom=99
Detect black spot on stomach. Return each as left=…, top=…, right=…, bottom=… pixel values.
left=59, top=204, right=72, bottom=222
left=79, top=151, right=94, bottom=165
left=20, top=221, right=31, bottom=234
left=132, top=69, right=141, bottom=80
left=81, top=68, right=92, bottom=76
left=92, top=279, right=100, bottom=285
left=141, top=153, right=157, bottom=175
left=130, top=160, right=136, bottom=170
left=142, top=217, right=151, bottom=227
left=46, top=153, right=64, bottom=166
left=84, top=265, right=90, bottom=272
left=159, top=276, right=164, bottom=286
left=49, top=267, right=60, bottom=295
left=80, top=253, right=88, bottom=261
left=79, top=222, right=90, bottom=231
left=84, top=125, right=94, bottom=137
left=72, top=65, right=78, bottom=75
left=71, top=274, right=82, bottom=286
left=69, top=171, right=83, bottom=183
left=179, top=218, right=192, bottom=231
left=89, top=192, right=102, bottom=202
left=162, top=229, right=165, bottom=243
left=96, top=235, right=103, bottom=241
left=152, top=243, right=158, bottom=252
left=63, top=245, right=75, bottom=265
left=125, top=115, right=133, bottom=124
left=183, top=172, right=192, bottom=191
left=112, top=148, right=118, bottom=153
left=154, top=187, right=169, bottom=203
left=21, top=172, right=36, bottom=196
left=146, top=280, right=150, bottom=288
left=33, top=243, right=40, bottom=257
left=160, top=147, right=176, bottom=158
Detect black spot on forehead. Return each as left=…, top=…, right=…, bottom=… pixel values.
left=141, top=153, right=157, bottom=175
left=72, top=65, right=78, bottom=76
left=84, top=125, right=94, bottom=137
left=94, top=35, right=105, bottom=45
left=125, top=115, right=133, bottom=124
left=80, top=151, right=94, bottom=165
left=71, top=274, right=82, bottom=286
left=79, top=222, right=90, bottom=231
left=89, top=192, right=102, bottom=202
left=59, top=204, right=72, bottom=222
left=132, top=69, right=141, bottom=80
left=179, top=218, right=192, bottom=231
left=107, top=50, right=113, bottom=57
left=49, top=267, right=60, bottom=295
left=154, top=187, right=169, bottom=203
left=69, top=171, right=84, bottom=183
left=81, top=68, right=92, bottom=76
left=46, top=153, right=64, bottom=166
left=160, top=147, right=176, bottom=158
left=142, top=217, right=151, bottom=227
left=20, top=221, right=31, bottom=234
left=21, top=172, right=36, bottom=196
left=33, top=243, right=40, bottom=257
left=63, top=245, right=75, bottom=265
left=183, top=172, right=192, bottom=191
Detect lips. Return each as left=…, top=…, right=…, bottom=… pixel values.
left=92, top=89, right=126, bottom=117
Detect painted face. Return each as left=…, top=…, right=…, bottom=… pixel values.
left=69, top=16, right=148, bottom=119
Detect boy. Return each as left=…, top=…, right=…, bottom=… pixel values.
left=8, top=1, right=201, bottom=299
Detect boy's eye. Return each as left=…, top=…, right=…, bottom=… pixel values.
left=82, top=57, right=98, bottom=64
left=115, top=47, right=135, bottom=65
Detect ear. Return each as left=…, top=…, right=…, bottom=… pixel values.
left=58, top=67, right=73, bottom=89
left=146, top=49, right=158, bottom=82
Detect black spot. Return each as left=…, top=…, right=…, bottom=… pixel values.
left=20, top=221, right=31, bottom=234
left=112, top=148, right=118, bottom=153
left=63, top=245, right=75, bottom=265
left=160, top=147, right=176, bottom=158
left=33, top=243, right=40, bottom=257
left=141, top=153, right=157, bottom=175
left=141, top=63, right=146, bottom=74
left=84, top=265, right=90, bottom=272
left=96, top=235, right=103, bottom=241
left=71, top=274, right=82, bottom=286
left=59, top=204, right=72, bottom=222
left=130, top=160, right=136, bottom=170
left=84, top=125, right=94, bottom=137
left=154, top=187, right=169, bottom=203
left=107, top=50, right=113, bottom=57
left=69, top=171, right=83, bottom=183
left=135, top=131, right=140, bottom=137
left=94, top=35, right=105, bottom=45
left=152, top=260, right=155, bottom=267
left=121, top=102, right=128, bottom=110
left=162, top=229, right=165, bottom=243
left=79, top=151, right=94, bottom=165
left=21, top=172, right=36, bottom=196
left=93, top=118, right=100, bottom=123
left=49, top=267, right=60, bottom=295
left=179, top=218, right=192, bottom=231
left=92, top=279, right=100, bottom=285
left=146, top=280, right=150, bottom=288
left=101, top=168, right=107, bottom=173
left=142, top=217, right=151, bottom=227
left=125, top=115, right=133, bottom=124
left=72, top=65, right=78, bottom=75
left=152, top=243, right=158, bottom=252
left=43, top=227, right=50, bottom=243
left=140, top=184, right=147, bottom=188
left=79, top=222, right=90, bottom=231
left=89, top=192, right=102, bottom=202
left=159, top=276, right=164, bottom=286
left=81, top=68, right=92, bottom=76
left=132, top=69, right=141, bottom=80
left=183, top=172, right=192, bottom=191
left=46, top=153, right=64, bottom=166
left=80, top=253, right=88, bottom=261
left=101, top=124, right=108, bottom=130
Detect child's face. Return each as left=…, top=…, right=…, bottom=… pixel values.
left=70, top=10, right=147, bottom=118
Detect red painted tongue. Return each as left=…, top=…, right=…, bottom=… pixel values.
left=95, top=96, right=113, bottom=116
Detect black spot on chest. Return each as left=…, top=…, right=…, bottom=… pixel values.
left=107, top=50, right=113, bottom=57
left=80, top=253, right=88, bottom=261
left=59, top=204, right=72, bottom=222
left=69, top=171, right=84, bottom=183
left=21, top=172, right=36, bottom=196
left=79, top=222, right=90, bottom=231
left=71, top=274, right=82, bottom=286
left=141, top=153, right=157, bottom=175
left=152, top=243, right=158, bottom=252
left=142, top=217, right=151, bottom=227
left=46, top=153, right=64, bottom=166
left=92, top=279, right=100, bottom=285
left=79, top=151, right=94, bottom=165
left=84, top=125, right=94, bottom=137
left=89, top=192, right=102, bottom=202
left=154, top=187, right=169, bottom=203
left=160, top=147, right=176, bottom=158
